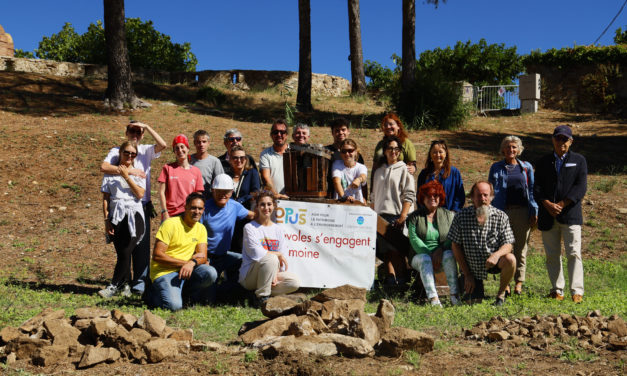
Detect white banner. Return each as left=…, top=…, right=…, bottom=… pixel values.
left=275, top=200, right=377, bottom=289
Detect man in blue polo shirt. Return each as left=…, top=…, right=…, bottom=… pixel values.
left=201, top=174, right=254, bottom=302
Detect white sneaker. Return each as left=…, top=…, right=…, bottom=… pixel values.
left=430, top=298, right=442, bottom=307
left=98, top=284, right=118, bottom=298
left=120, top=284, right=132, bottom=298
left=450, top=294, right=461, bottom=306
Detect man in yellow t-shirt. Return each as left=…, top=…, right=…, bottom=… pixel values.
left=147, top=192, right=218, bottom=311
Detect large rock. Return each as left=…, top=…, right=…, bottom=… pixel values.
left=74, top=307, right=110, bottom=320
left=377, top=327, right=434, bottom=357
left=168, top=328, right=193, bottom=342
left=311, top=285, right=367, bottom=303
left=487, top=330, right=510, bottom=341
left=129, top=328, right=153, bottom=345
left=19, top=308, right=65, bottom=333
left=88, top=318, right=118, bottom=339
left=32, top=345, right=69, bottom=366
left=257, top=335, right=338, bottom=358
left=104, top=325, right=146, bottom=361
left=6, top=337, right=51, bottom=360
left=261, top=296, right=299, bottom=318
left=240, top=314, right=299, bottom=345
left=111, top=309, right=137, bottom=330
left=318, top=333, right=374, bottom=358
left=286, top=311, right=329, bottom=337
left=293, top=300, right=324, bottom=316
left=282, top=293, right=308, bottom=303
left=347, top=310, right=380, bottom=346
left=607, top=317, right=627, bottom=337
left=78, top=345, right=120, bottom=368
left=375, top=299, right=395, bottom=329
left=137, top=310, right=167, bottom=337
left=320, top=299, right=365, bottom=323
left=0, top=326, right=21, bottom=344
left=143, top=338, right=179, bottom=363
left=44, top=319, right=81, bottom=347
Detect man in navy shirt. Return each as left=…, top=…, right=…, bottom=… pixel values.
left=534, top=125, right=587, bottom=304
left=200, top=174, right=254, bottom=302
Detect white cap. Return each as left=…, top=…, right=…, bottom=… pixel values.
left=212, top=174, right=234, bottom=190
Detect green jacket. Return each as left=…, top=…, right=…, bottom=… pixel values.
left=407, top=206, right=454, bottom=255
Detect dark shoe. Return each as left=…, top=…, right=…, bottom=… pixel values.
left=504, top=286, right=511, bottom=298
left=383, top=275, right=398, bottom=287
left=253, top=295, right=270, bottom=309
left=547, top=291, right=564, bottom=301
left=493, top=297, right=505, bottom=307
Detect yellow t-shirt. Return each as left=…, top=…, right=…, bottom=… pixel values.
left=150, top=216, right=208, bottom=281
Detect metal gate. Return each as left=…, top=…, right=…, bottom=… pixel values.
left=475, top=85, right=520, bottom=113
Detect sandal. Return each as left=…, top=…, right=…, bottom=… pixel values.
left=514, top=282, right=523, bottom=295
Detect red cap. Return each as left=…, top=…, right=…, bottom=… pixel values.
left=172, top=134, right=189, bottom=149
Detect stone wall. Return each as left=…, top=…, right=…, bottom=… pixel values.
left=0, top=56, right=351, bottom=97
left=0, top=25, right=15, bottom=57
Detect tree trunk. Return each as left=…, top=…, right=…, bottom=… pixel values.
left=401, top=0, right=416, bottom=95
left=103, top=0, right=140, bottom=110
left=296, top=0, right=313, bottom=112
left=348, top=0, right=366, bottom=96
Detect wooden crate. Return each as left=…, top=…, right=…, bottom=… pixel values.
left=283, top=144, right=332, bottom=198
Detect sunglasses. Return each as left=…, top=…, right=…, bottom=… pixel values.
left=340, top=148, right=355, bottom=154
left=231, top=156, right=247, bottom=161
left=385, top=147, right=401, bottom=152
left=227, top=137, right=242, bottom=142
left=122, top=150, right=137, bottom=158
left=430, top=139, right=445, bottom=145
left=271, top=130, right=287, bottom=136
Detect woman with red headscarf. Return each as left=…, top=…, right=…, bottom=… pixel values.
left=407, top=180, right=460, bottom=306
left=372, top=113, right=417, bottom=175
left=158, top=134, right=204, bottom=221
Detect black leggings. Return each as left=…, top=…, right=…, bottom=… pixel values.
left=111, top=213, right=145, bottom=287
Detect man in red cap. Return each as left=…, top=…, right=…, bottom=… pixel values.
left=100, top=121, right=167, bottom=296
left=534, top=125, right=587, bottom=304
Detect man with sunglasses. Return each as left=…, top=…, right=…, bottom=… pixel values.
left=534, top=125, right=587, bottom=304
left=101, top=121, right=167, bottom=296
left=259, top=119, right=289, bottom=198
left=218, top=129, right=258, bottom=175
left=191, top=129, right=224, bottom=199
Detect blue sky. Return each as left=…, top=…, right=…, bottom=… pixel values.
left=2, top=1, right=626, bottom=80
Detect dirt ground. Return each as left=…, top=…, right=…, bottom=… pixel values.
left=0, top=72, right=625, bottom=375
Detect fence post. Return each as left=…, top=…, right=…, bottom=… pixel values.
left=520, top=74, right=541, bottom=113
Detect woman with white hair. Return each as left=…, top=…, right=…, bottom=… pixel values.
left=488, top=135, right=538, bottom=295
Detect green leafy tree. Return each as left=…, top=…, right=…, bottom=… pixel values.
left=25, top=18, right=197, bottom=72
left=14, top=49, right=35, bottom=58
left=615, top=26, right=627, bottom=44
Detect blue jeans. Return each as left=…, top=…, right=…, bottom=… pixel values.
left=411, top=250, right=459, bottom=299
left=148, top=264, right=218, bottom=311
left=208, top=252, right=242, bottom=303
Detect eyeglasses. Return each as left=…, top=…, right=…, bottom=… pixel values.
left=227, top=137, right=242, bottom=142
left=385, top=147, right=401, bottom=152
left=231, top=156, right=247, bottom=161
left=122, top=151, right=137, bottom=158
left=340, top=148, right=355, bottom=154
left=271, top=130, right=287, bottom=136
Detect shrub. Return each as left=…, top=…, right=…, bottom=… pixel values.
left=197, top=86, right=226, bottom=105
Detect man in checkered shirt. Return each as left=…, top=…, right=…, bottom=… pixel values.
left=448, top=181, right=516, bottom=306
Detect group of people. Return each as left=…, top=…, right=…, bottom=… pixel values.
left=98, top=114, right=588, bottom=310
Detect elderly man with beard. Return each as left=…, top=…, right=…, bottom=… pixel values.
left=448, top=181, right=516, bottom=306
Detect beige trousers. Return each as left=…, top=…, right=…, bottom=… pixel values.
left=240, top=253, right=300, bottom=298
left=505, top=206, right=532, bottom=283
left=541, top=219, right=584, bottom=296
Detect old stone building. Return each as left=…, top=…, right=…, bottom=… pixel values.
left=0, top=24, right=15, bottom=57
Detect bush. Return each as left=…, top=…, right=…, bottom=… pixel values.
left=197, top=86, right=226, bottom=105
left=23, top=19, right=197, bottom=72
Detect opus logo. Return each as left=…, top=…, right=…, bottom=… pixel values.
left=356, top=216, right=364, bottom=225
left=276, top=207, right=307, bottom=225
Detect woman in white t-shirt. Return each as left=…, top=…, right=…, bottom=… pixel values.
left=100, top=141, right=146, bottom=298
left=331, top=139, right=368, bottom=203
left=239, top=191, right=300, bottom=306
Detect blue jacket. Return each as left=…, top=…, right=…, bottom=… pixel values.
left=230, top=168, right=261, bottom=210
left=417, top=166, right=465, bottom=212
left=488, top=159, right=539, bottom=217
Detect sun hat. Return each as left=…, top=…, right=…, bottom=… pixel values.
left=212, top=174, right=234, bottom=190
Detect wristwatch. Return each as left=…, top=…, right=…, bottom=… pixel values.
left=190, top=258, right=198, bottom=266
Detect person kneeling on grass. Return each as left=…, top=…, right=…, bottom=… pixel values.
left=448, top=181, right=516, bottom=306
left=407, top=180, right=460, bottom=307
left=147, top=192, right=218, bottom=311
left=239, top=190, right=300, bottom=307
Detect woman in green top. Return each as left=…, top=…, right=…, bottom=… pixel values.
left=372, top=113, right=417, bottom=175
left=407, top=180, right=460, bottom=306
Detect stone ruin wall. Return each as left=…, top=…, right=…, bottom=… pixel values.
left=0, top=25, right=15, bottom=57
left=0, top=55, right=351, bottom=97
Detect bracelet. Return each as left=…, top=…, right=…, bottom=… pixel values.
left=161, top=209, right=167, bottom=214
left=190, top=258, right=198, bottom=266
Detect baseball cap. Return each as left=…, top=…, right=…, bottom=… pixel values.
left=212, top=174, right=234, bottom=190
left=552, top=125, right=573, bottom=139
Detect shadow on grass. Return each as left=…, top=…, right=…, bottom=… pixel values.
left=4, top=278, right=100, bottom=295
left=446, top=130, right=627, bottom=175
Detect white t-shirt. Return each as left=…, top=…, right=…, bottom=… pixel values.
left=331, top=160, right=367, bottom=203
left=238, top=221, right=287, bottom=284
left=259, top=146, right=285, bottom=194
left=104, top=144, right=160, bottom=203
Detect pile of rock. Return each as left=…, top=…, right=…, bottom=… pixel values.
left=464, top=310, right=626, bottom=351
left=239, top=285, right=434, bottom=358
left=0, top=307, right=226, bottom=369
